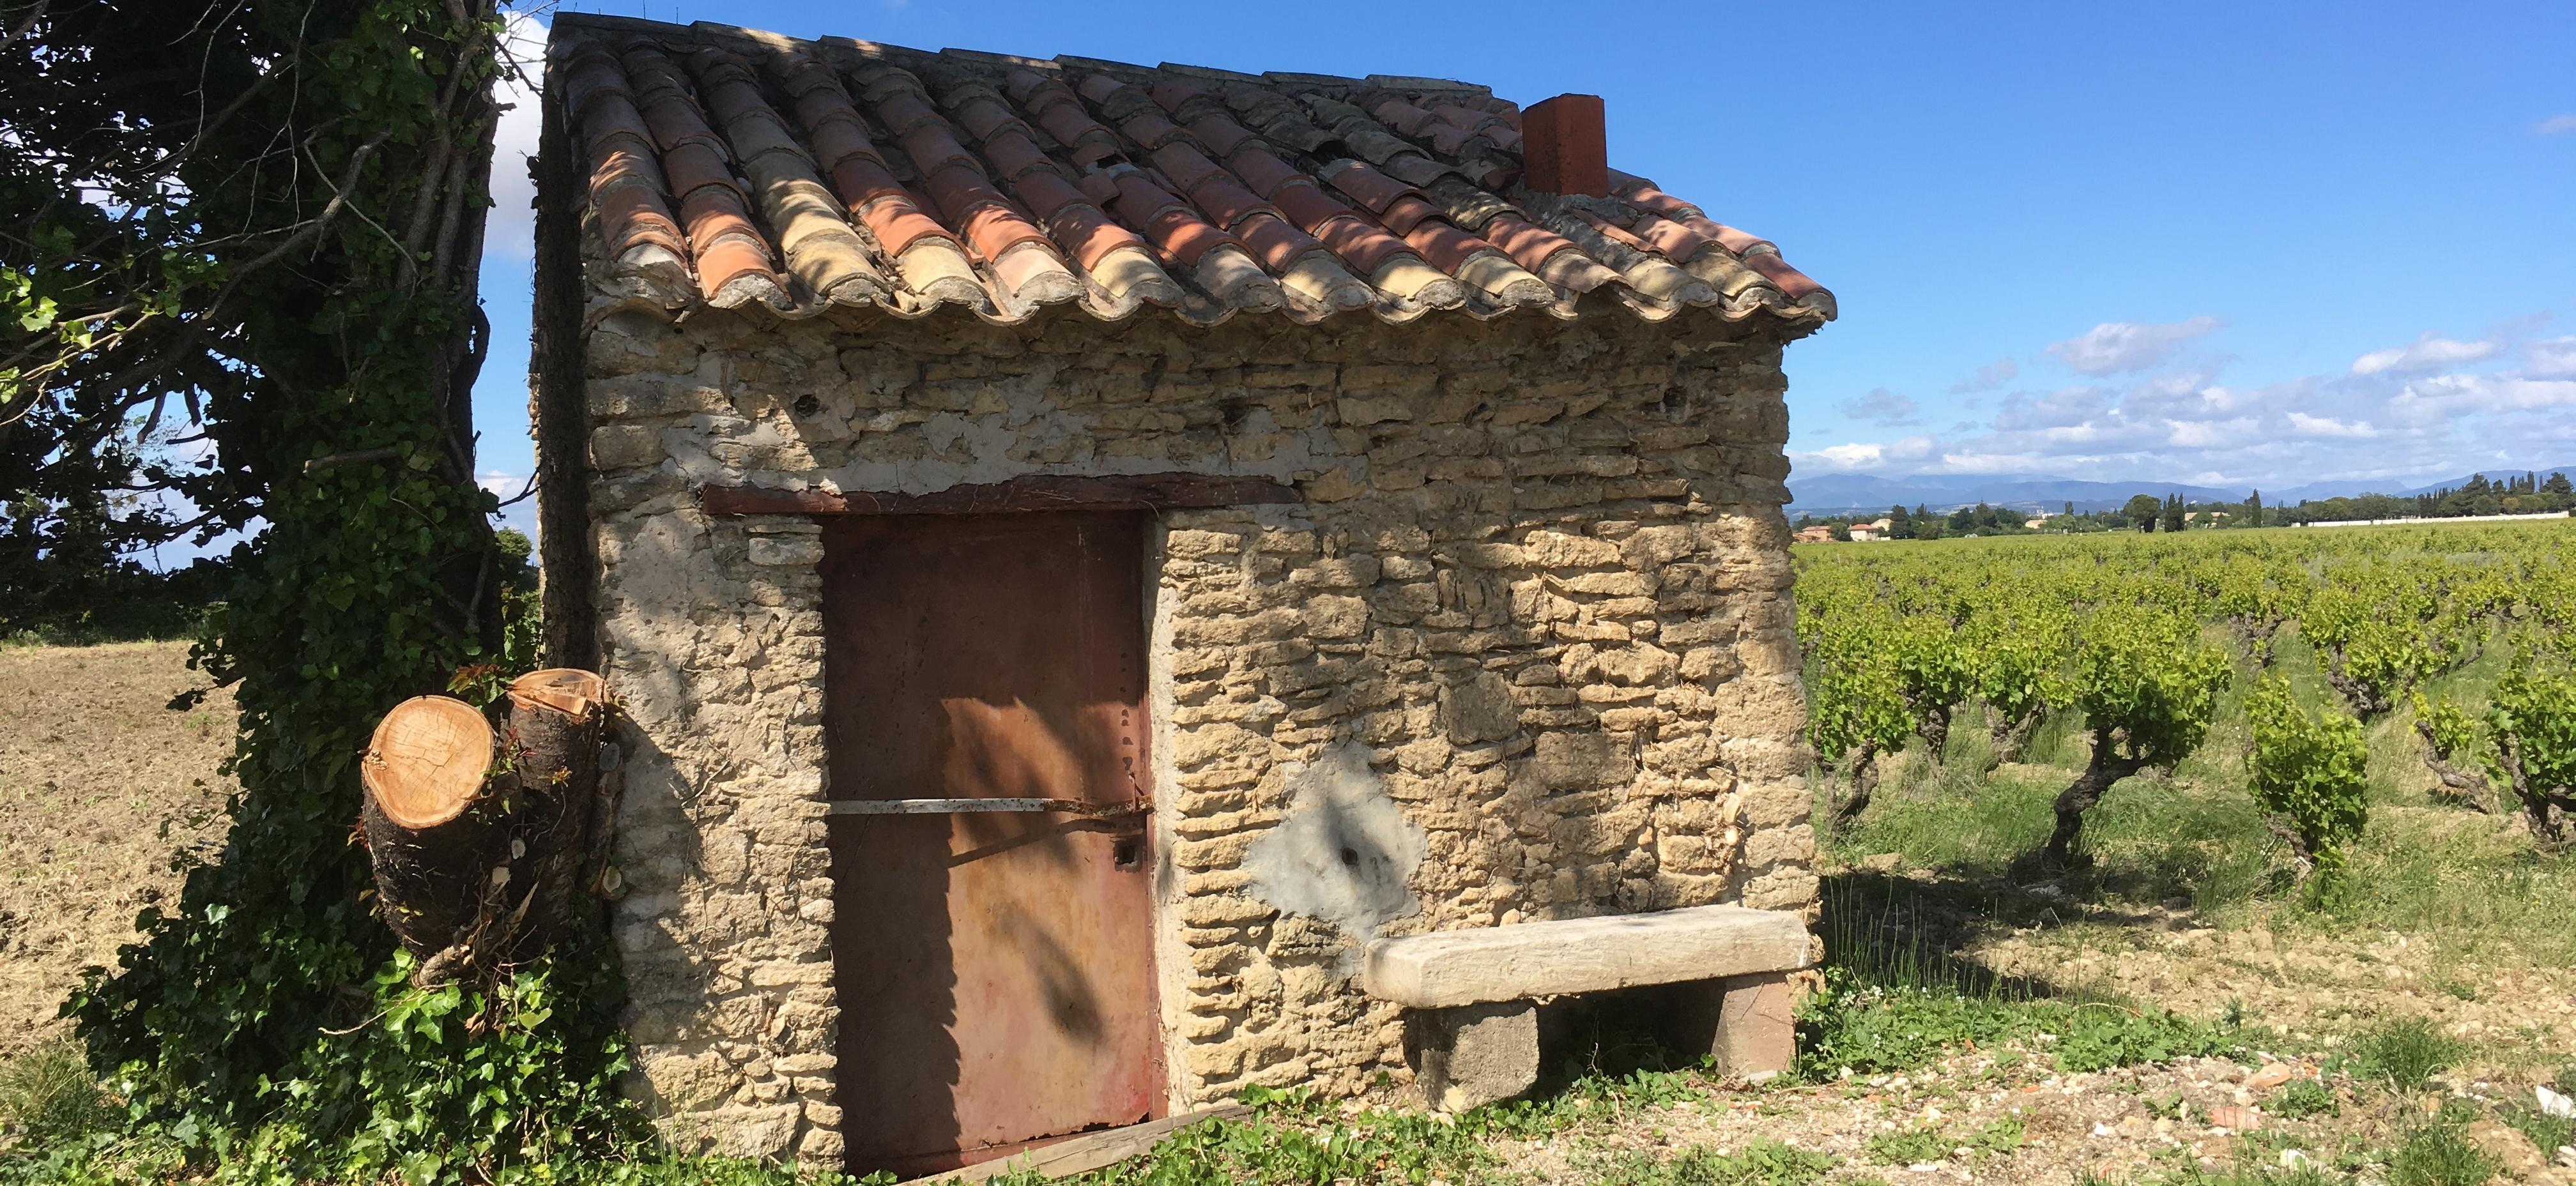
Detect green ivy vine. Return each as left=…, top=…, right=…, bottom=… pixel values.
left=3, top=1, right=646, bottom=1179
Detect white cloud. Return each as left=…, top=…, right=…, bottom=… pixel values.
left=2539, top=114, right=2576, bottom=135
left=1948, top=357, right=2018, bottom=394
left=2525, top=336, right=2576, bottom=380
left=2167, top=416, right=2258, bottom=446
left=485, top=12, right=548, bottom=261
left=1929, top=449, right=2046, bottom=474
left=2285, top=412, right=2379, bottom=438
left=2350, top=331, right=2503, bottom=376
left=1993, top=386, right=2113, bottom=431
left=1837, top=388, right=1920, bottom=426
left=1795, top=437, right=1933, bottom=471
left=2385, top=373, right=2576, bottom=429
left=1798, top=443, right=1882, bottom=469
left=1791, top=308, right=2573, bottom=494
left=2044, top=316, right=2222, bottom=376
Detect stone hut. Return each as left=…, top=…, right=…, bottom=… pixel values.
left=532, top=13, right=1834, bottom=1176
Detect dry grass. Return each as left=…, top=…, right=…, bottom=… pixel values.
left=0, top=642, right=233, bottom=1059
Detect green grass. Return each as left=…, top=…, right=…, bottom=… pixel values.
left=0, top=1042, right=110, bottom=1149
left=2498, top=1100, right=2575, bottom=1164
left=2384, top=1123, right=2499, bottom=1186
left=1591, top=1139, right=1838, bottom=1186
left=2343, top=1017, right=2462, bottom=1091
left=1798, top=876, right=2246, bottom=1081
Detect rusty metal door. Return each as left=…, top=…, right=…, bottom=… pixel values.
left=821, top=512, right=1163, bottom=1178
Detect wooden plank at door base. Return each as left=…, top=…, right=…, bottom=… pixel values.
left=894, top=1105, right=1254, bottom=1186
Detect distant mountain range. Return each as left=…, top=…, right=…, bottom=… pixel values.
left=1786, top=464, right=2576, bottom=518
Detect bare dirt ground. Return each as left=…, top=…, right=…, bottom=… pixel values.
left=1478, top=1051, right=2572, bottom=1185
left=1843, top=846, right=2576, bottom=1084
left=0, top=642, right=233, bottom=1058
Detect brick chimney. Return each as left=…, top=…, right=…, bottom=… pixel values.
left=1521, top=93, right=1608, bottom=198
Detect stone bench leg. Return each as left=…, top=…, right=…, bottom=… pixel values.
left=1655, top=971, right=1800, bottom=1083
left=1404, top=1000, right=1537, bottom=1111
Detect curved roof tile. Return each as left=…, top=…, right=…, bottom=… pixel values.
left=546, top=14, right=1833, bottom=331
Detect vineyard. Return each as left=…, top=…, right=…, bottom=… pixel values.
left=1798, top=522, right=2576, bottom=881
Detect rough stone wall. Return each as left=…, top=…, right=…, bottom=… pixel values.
left=591, top=501, right=838, bottom=1161
left=569, top=300, right=1816, bottom=1159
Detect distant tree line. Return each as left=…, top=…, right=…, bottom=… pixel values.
left=1791, top=471, right=2571, bottom=542
left=2270, top=471, right=2571, bottom=525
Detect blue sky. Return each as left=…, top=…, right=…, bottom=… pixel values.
left=468, top=0, right=2576, bottom=533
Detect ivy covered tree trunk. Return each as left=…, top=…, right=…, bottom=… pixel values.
left=29, top=2, right=632, bottom=1174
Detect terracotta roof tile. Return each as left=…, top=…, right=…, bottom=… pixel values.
left=545, top=13, right=1832, bottom=329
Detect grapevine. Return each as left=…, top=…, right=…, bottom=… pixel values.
left=1793, top=521, right=2574, bottom=866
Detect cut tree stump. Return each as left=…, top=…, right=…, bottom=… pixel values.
left=494, top=668, right=610, bottom=960
left=359, top=671, right=613, bottom=985
left=360, top=696, right=501, bottom=958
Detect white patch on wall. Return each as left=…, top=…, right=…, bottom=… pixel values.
left=1243, top=742, right=1427, bottom=934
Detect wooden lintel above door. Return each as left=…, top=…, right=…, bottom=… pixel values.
left=697, top=472, right=1302, bottom=518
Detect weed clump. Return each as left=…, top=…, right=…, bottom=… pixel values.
left=0, top=1042, right=111, bottom=1147
left=2266, top=1079, right=2338, bottom=1120
left=1797, top=965, right=2242, bottom=1080
left=2385, top=1121, right=2499, bottom=1186
left=2345, top=1018, right=2461, bottom=1091
left=1596, top=1139, right=1837, bottom=1186
left=1862, top=1125, right=1945, bottom=1165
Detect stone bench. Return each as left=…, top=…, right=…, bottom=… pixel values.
left=1360, top=904, right=1813, bottom=1109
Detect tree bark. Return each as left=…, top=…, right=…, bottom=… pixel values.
left=1986, top=707, right=2043, bottom=771
left=1916, top=702, right=1951, bottom=764
left=2039, top=726, right=2148, bottom=868
left=2499, top=733, right=2568, bottom=845
left=494, top=669, right=608, bottom=958
left=2260, top=815, right=2317, bottom=881
left=2412, top=720, right=2493, bottom=813
left=2230, top=618, right=2279, bottom=669
left=1832, top=739, right=1882, bottom=824
left=2320, top=646, right=2395, bottom=718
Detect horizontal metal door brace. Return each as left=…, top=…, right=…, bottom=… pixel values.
left=827, top=798, right=1151, bottom=817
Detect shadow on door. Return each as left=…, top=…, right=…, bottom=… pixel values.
left=822, top=512, right=1164, bottom=1178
